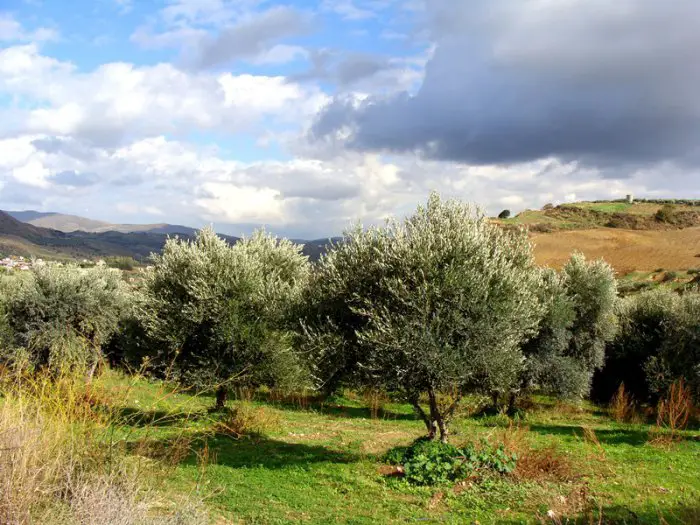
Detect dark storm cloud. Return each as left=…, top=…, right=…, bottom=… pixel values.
left=312, top=0, right=700, bottom=169
left=187, top=6, right=313, bottom=70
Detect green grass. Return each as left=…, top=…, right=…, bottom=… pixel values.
left=89, top=372, right=700, bottom=524
left=499, top=200, right=700, bottom=234
left=571, top=202, right=634, bottom=213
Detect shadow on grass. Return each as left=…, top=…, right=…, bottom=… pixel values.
left=529, top=423, right=699, bottom=446
left=251, top=392, right=418, bottom=422
left=204, top=433, right=359, bottom=469
left=115, top=406, right=210, bottom=427
left=127, top=431, right=359, bottom=470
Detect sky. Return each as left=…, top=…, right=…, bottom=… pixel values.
left=1, top=0, right=699, bottom=238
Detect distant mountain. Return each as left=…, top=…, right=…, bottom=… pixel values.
left=7, top=210, right=197, bottom=235
left=6, top=211, right=60, bottom=222
left=0, top=211, right=223, bottom=261
left=0, top=210, right=334, bottom=262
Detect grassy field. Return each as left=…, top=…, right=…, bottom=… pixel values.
left=77, top=372, right=700, bottom=524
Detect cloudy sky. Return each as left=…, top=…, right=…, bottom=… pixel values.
left=1, top=0, right=699, bottom=238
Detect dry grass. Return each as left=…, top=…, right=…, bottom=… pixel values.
left=532, top=226, right=700, bottom=274
left=267, top=388, right=316, bottom=411
left=361, top=388, right=389, bottom=419
left=214, top=402, right=281, bottom=438
left=649, top=379, right=693, bottom=446
left=0, top=369, right=208, bottom=524
left=609, top=383, right=638, bottom=423
left=536, top=484, right=599, bottom=525
left=488, top=423, right=578, bottom=483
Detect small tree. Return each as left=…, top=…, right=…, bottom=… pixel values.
left=0, top=264, right=130, bottom=378
left=562, top=253, right=618, bottom=385
left=142, top=228, right=310, bottom=408
left=302, top=194, right=543, bottom=442
left=498, top=209, right=511, bottom=219
left=521, top=254, right=617, bottom=403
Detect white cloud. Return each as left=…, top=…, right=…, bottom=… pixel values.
left=0, top=14, right=58, bottom=43
left=0, top=45, right=328, bottom=147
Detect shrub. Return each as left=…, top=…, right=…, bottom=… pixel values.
left=387, top=437, right=518, bottom=486
left=593, top=289, right=700, bottom=404
left=104, top=256, right=138, bottom=271
left=609, top=383, right=637, bottom=423
left=214, top=402, right=281, bottom=438
left=0, top=265, right=130, bottom=378
left=498, top=209, right=511, bottom=219
left=520, top=254, right=617, bottom=403
left=654, top=379, right=692, bottom=440
left=655, top=204, right=677, bottom=223
left=301, top=193, right=543, bottom=442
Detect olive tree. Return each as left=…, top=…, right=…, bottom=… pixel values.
left=0, top=264, right=130, bottom=378
left=142, top=228, right=310, bottom=408
left=302, top=194, right=543, bottom=442
left=520, top=253, right=617, bottom=403
left=593, top=288, right=699, bottom=403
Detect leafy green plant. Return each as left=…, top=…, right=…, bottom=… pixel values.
left=386, top=437, right=518, bottom=486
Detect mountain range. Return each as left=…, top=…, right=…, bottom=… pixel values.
left=6, top=211, right=198, bottom=235
left=0, top=210, right=335, bottom=262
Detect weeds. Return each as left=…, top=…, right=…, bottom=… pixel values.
left=609, top=383, right=638, bottom=423
left=649, top=379, right=693, bottom=445
left=361, top=387, right=389, bottom=419
left=214, top=402, right=281, bottom=438
left=0, top=369, right=208, bottom=524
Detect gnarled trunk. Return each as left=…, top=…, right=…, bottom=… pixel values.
left=215, top=386, right=228, bottom=410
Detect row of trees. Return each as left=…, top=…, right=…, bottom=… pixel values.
left=0, top=194, right=696, bottom=443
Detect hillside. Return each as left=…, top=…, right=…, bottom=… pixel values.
left=501, top=199, right=700, bottom=275
left=7, top=211, right=197, bottom=235
left=0, top=211, right=334, bottom=262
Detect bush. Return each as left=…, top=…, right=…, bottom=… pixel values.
left=104, top=256, right=138, bottom=271
left=498, top=209, right=511, bottom=219
left=655, top=204, right=677, bottom=224
left=520, top=254, right=617, bottom=403
left=214, top=402, right=281, bottom=438
left=386, top=437, right=518, bottom=486
left=0, top=265, right=130, bottom=378
left=593, top=289, right=700, bottom=404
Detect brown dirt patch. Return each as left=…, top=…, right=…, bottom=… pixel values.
left=531, top=227, right=700, bottom=274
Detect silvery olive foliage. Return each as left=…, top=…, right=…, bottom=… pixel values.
left=522, top=253, right=618, bottom=400
left=595, top=288, right=699, bottom=403
left=0, top=264, right=130, bottom=376
left=302, top=193, right=544, bottom=441
left=142, top=227, right=310, bottom=404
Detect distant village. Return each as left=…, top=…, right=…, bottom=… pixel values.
left=0, top=255, right=44, bottom=271
left=0, top=256, right=109, bottom=272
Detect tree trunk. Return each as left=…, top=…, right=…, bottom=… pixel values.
left=507, top=392, right=518, bottom=416
left=411, top=397, right=436, bottom=439
left=215, top=386, right=228, bottom=410
left=428, top=389, right=447, bottom=443
left=491, top=391, right=500, bottom=411
left=85, top=348, right=102, bottom=383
